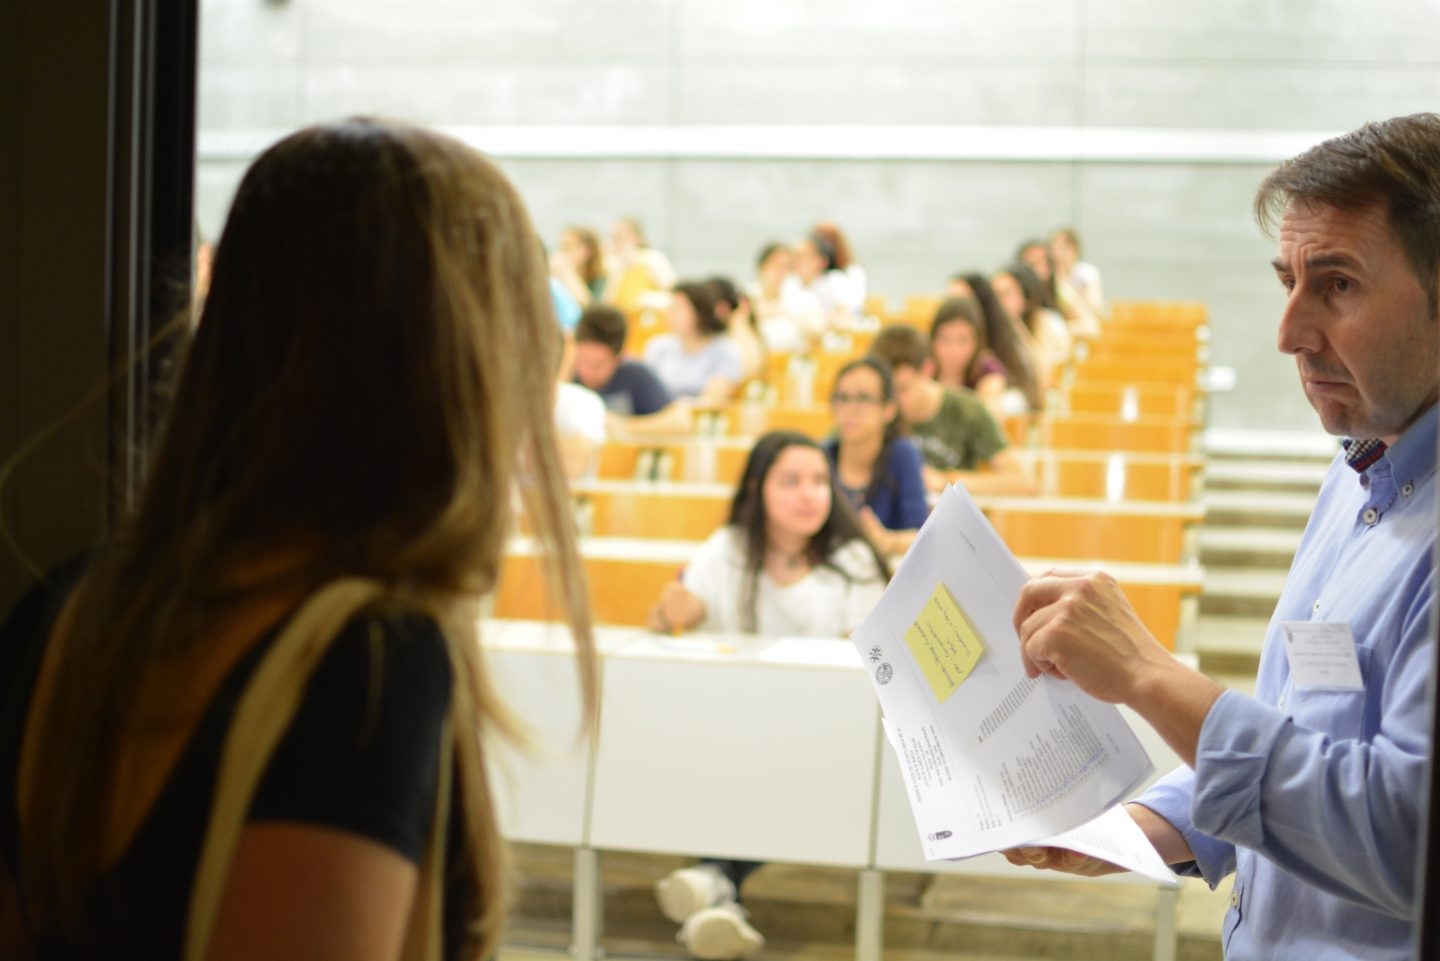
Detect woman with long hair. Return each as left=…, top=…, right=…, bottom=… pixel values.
left=552, top=224, right=606, bottom=305
left=822, top=357, right=930, bottom=558
left=993, top=261, right=1072, bottom=389
left=646, top=430, right=888, bottom=959
left=958, top=272, right=1045, bottom=413
left=928, top=295, right=1010, bottom=413
left=0, top=118, right=595, bottom=960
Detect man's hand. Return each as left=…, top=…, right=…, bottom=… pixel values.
left=1001, top=803, right=1195, bottom=877
left=1001, top=845, right=1126, bottom=877
left=1012, top=570, right=1171, bottom=704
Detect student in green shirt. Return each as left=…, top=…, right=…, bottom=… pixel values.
left=869, top=324, right=1036, bottom=496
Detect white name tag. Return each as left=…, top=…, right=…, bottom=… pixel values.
left=1282, top=621, right=1365, bottom=692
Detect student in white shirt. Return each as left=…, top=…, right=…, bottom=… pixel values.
left=646, top=430, right=890, bottom=959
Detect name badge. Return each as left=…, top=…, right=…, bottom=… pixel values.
left=1281, top=621, right=1365, bottom=692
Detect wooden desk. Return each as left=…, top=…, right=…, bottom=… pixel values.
left=1055, top=382, right=1203, bottom=423
left=598, top=436, right=754, bottom=484
left=1028, top=413, right=1202, bottom=455
left=980, top=495, right=1203, bottom=565
left=497, top=536, right=1201, bottom=649
left=1071, top=359, right=1203, bottom=388
left=1019, top=449, right=1204, bottom=502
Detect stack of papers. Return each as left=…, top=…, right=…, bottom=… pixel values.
left=852, top=485, right=1177, bottom=886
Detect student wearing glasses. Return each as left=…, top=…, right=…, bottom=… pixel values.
left=821, top=356, right=930, bottom=558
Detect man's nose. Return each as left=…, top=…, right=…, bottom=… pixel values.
left=1277, top=289, right=1322, bottom=356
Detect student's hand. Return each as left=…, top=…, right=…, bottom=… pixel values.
left=650, top=581, right=704, bottom=634
left=920, top=465, right=949, bottom=493
left=858, top=507, right=891, bottom=551
left=1012, top=571, right=1169, bottom=705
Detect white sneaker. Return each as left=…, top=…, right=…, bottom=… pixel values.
left=679, top=902, right=766, bottom=960
left=655, top=864, right=736, bottom=924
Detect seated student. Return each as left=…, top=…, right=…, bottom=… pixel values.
left=870, top=324, right=1035, bottom=495
left=1048, top=225, right=1106, bottom=333
left=747, top=241, right=823, bottom=353
left=554, top=329, right=607, bottom=479
left=929, top=295, right=1012, bottom=415
left=603, top=216, right=677, bottom=313
left=705, top=276, right=765, bottom=382
left=572, top=304, right=692, bottom=434
left=551, top=224, right=606, bottom=306
left=643, top=281, right=745, bottom=402
left=646, top=430, right=890, bottom=960
left=959, top=272, right=1045, bottom=414
left=822, top=356, right=930, bottom=557
left=992, top=261, right=1072, bottom=388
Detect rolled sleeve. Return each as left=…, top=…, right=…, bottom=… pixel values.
left=1135, top=764, right=1235, bottom=886
left=1191, top=689, right=1291, bottom=851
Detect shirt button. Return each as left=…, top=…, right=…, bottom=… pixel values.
left=1278, top=697, right=1286, bottom=709
left=1230, top=891, right=1240, bottom=908
left=1403, top=483, right=1415, bottom=496
left=1363, top=508, right=1379, bottom=525
left=1312, top=601, right=1322, bottom=612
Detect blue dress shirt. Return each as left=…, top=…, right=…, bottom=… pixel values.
left=1140, top=403, right=1437, bottom=960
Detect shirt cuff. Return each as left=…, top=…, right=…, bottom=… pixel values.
left=1134, top=765, right=1235, bottom=886
left=1191, top=688, right=1291, bottom=853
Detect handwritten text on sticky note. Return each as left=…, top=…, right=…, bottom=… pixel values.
left=905, top=583, right=984, bottom=703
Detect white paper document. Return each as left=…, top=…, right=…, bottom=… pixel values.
left=854, top=484, right=1174, bottom=884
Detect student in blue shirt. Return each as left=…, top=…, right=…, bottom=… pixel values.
left=821, top=355, right=930, bottom=558
left=1004, top=113, right=1440, bottom=961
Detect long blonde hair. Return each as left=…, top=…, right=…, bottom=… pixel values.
left=20, top=118, right=596, bottom=957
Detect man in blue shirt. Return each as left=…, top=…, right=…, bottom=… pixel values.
left=1005, top=113, right=1440, bottom=960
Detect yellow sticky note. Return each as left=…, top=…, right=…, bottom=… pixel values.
left=905, top=583, right=984, bottom=703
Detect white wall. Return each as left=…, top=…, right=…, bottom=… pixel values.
left=196, top=0, right=1440, bottom=431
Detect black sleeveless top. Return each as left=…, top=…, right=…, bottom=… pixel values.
left=0, top=564, right=462, bottom=959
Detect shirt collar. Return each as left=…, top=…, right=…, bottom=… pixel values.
left=1353, top=401, right=1439, bottom=492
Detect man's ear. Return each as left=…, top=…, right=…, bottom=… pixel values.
left=922, top=357, right=937, bottom=380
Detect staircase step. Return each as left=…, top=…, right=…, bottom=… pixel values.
left=1200, top=568, right=1289, bottom=617
left=1203, top=459, right=1327, bottom=494
left=1197, top=526, right=1302, bottom=569
left=1202, top=490, right=1315, bottom=529
left=1192, top=615, right=1271, bottom=675
left=1204, top=428, right=1338, bottom=462
left=505, top=846, right=1228, bottom=961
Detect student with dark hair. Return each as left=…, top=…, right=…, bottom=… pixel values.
left=646, top=430, right=889, bottom=959
left=572, top=304, right=691, bottom=434
left=993, top=261, right=1072, bottom=387
left=705, top=275, right=764, bottom=381
left=643, top=281, right=745, bottom=401
left=822, top=356, right=930, bottom=557
left=928, top=295, right=1011, bottom=416
left=959, top=272, right=1045, bottom=413
left=0, top=118, right=595, bottom=959
left=789, top=224, right=864, bottom=318
left=870, top=324, right=1034, bottom=495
